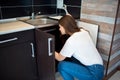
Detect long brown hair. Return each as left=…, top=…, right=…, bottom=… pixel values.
left=58, top=15, right=80, bottom=35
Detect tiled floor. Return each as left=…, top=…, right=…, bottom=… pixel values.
left=109, top=71, right=120, bottom=80
left=55, top=71, right=120, bottom=80
left=55, top=72, right=63, bottom=80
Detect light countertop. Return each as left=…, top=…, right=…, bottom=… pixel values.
left=0, top=21, right=35, bottom=35
left=0, top=15, right=61, bottom=35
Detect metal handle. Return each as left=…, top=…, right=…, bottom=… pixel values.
left=30, top=43, right=35, bottom=58
left=0, top=37, right=18, bottom=44
left=48, top=38, right=53, bottom=56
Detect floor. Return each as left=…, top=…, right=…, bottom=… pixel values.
left=55, top=71, right=120, bottom=80
left=109, top=71, right=120, bottom=80
left=55, top=72, right=63, bottom=80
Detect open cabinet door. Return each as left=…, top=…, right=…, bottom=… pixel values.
left=35, top=29, right=55, bottom=80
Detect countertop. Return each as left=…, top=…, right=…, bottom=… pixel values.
left=0, top=15, right=61, bottom=35
left=0, top=21, right=34, bottom=35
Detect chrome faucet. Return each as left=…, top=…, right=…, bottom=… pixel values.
left=31, top=12, right=41, bottom=19
left=62, top=4, right=69, bottom=14
left=31, top=12, right=35, bottom=19
left=57, top=4, right=69, bottom=15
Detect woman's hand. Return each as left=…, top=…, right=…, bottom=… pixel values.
left=55, top=51, right=66, bottom=61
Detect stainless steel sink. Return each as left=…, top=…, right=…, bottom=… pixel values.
left=25, top=18, right=58, bottom=26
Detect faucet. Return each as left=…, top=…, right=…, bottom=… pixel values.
left=62, top=4, right=69, bottom=15
left=57, top=4, right=69, bottom=15
left=31, top=12, right=41, bottom=20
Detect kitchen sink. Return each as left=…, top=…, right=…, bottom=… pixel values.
left=25, top=18, right=58, bottom=26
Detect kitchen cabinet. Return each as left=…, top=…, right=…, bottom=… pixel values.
left=39, top=25, right=61, bottom=52
left=0, top=30, right=37, bottom=80
left=0, top=27, right=56, bottom=80
left=38, top=25, right=61, bottom=72
left=39, top=25, right=71, bottom=72
left=35, top=29, right=55, bottom=80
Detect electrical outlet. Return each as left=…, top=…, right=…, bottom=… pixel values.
left=57, top=0, right=63, bottom=9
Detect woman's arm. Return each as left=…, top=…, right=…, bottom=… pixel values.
left=55, top=51, right=66, bottom=61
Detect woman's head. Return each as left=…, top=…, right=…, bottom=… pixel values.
left=58, top=15, right=80, bottom=35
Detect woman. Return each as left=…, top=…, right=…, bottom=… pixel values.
left=55, top=15, right=104, bottom=80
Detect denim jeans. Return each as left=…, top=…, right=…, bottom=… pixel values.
left=58, top=61, right=104, bottom=80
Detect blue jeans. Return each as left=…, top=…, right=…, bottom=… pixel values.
left=58, top=61, right=104, bottom=80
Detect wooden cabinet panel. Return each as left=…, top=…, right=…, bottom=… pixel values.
left=0, top=30, right=34, bottom=47
left=35, top=29, right=55, bottom=80
left=0, top=30, right=37, bottom=80
left=0, top=42, right=37, bottom=80
left=0, top=28, right=56, bottom=80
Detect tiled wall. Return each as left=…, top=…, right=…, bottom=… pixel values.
left=0, top=0, right=82, bottom=20
left=0, top=7, right=2, bottom=19
left=0, top=0, right=56, bottom=19
left=58, top=0, right=81, bottom=19
left=81, top=0, right=120, bottom=78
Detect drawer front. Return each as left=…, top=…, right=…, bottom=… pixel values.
left=0, top=29, right=34, bottom=47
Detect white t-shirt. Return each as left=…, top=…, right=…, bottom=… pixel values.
left=60, top=29, right=103, bottom=66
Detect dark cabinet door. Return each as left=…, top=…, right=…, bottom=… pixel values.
left=0, top=42, right=37, bottom=80
left=35, top=29, right=55, bottom=80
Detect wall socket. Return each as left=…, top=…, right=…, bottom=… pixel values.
left=57, top=0, right=63, bottom=9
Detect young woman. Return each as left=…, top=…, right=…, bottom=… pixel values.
left=55, top=15, right=104, bottom=80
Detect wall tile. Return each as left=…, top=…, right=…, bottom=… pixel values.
left=1, top=6, right=32, bottom=19
left=67, top=6, right=80, bottom=19
left=33, top=0, right=56, bottom=5
left=33, top=5, right=56, bottom=15
left=0, top=7, right=2, bottom=19
left=64, top=0, right=81, bottom=6
left=0, top=0, right=56, bottom=19
left=1, top=0, right=32, bottom=6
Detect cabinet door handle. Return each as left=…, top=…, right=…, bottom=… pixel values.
left=0, top=37, right=18, bottom=44
left=30, top=43, right=35, bottom=58
left=48, top=38, right=53, bottom=56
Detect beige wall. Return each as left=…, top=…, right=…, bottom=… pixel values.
left=80, top=0, right=120, bottom=77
